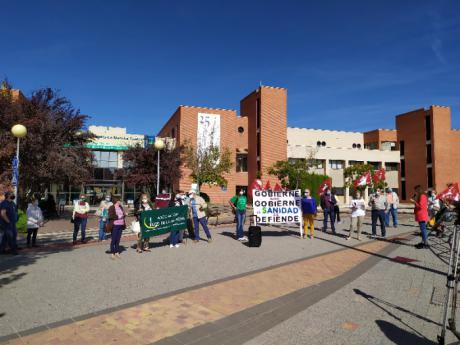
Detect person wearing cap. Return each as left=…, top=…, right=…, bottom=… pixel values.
left=385, top=188, right=399, bottom=228
left=0, top=192, right=19, bottom=255
left=96, top=194, right=112, bottom=241
left=72, top=194, right=90, bottom=245
left=189, top=190, right=212, bottom=243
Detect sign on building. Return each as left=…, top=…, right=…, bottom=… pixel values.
left=197, top=113, right=220, bottom=152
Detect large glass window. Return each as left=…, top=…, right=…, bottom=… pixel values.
left=236, top=154, right=248, bottom=172
left=93, top=151, right=118, bottom=168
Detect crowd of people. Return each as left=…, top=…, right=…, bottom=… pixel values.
left=0, top=183, right=456, bottom=256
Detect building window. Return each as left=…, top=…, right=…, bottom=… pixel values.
left=333, top=187, right=344, bottom=196
left=352, top=143, right=356, bottom=148
left=425, top=115, right=431, bottom=141
left=385, top=163, right=399, bottom=171
left=314, top=159, right=324, bottom=169
left=322, top=141, right=326, bottom=147
left=329, top=160, right=344, bottom=170
left=238, top=126, right=244, bottom=133
left=171, top=127, right=176, bottom=138
left=368, top=161, right=381, bottom=170
left=357, top=143, right=361, bottom=149
left=381, top=141, right=397, bottom=151
left=93, top=151, right=118, bottom=169
left=256, top=98, right=261, bottom=130
left=399, top=141, right=405, bottom=156
left=400, top=159, right=406, bottom=178
left=236, top=154, right=248, bottom=172
left=426, top=144, right=432, bottom=164
left=317, top=141, right=321, bottom=146
left=427, top=167, right=433, bottom=188
left=349, top=160, right=364, bottom=166
left=364, top=142, right=378, bottom=150
left=401, top=180, right=406, bottom=200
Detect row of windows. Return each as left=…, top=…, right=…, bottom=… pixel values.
left=93, top=151, right=119, bottom=169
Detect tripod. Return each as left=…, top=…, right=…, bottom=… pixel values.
left=438, top=213, right=460, bottom=345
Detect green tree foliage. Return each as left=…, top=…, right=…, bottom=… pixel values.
left=183, top=140, right=233, bottom=190
left=268, top=159, right=329, bottom=202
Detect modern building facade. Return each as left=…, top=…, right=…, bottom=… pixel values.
left=396, top=105, right=460, bottom=201
left=158, top=86, right=287, bottom=204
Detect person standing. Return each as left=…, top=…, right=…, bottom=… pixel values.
left=168, top=192, right=184, bottom=248
left=0, top=192, right=18, bottom=255
left=301, top=189, right=317, bottom=239
left=229, top=189, right=248, bottom=241
left=26, top=196, right=44, bottom=248
left=135, top=193, right=153, bottom=253
left=385, top=188, right=399, bottom=228
left=348, top=191, right=366, bottom=240
left=189, top=190, right=212, bottom=243
left=108, top=197, right=126, bottom=259
left=72, top=194, right=90, bottom=245
left=411, top=185, right=429, bottom=249
left=320, top=188, right=337, bottom=234
left=0, top=192, right=5, bottom=251
left=428, top=190, right=440, bottom=219
left=368, top=189, right=388, bottom=239
left=96, top=194, right=112, bottom=242
left=155, top=189, right=170, bottom=209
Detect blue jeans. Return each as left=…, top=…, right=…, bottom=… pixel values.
left=385, top=207, right=398, bottom=227
left=73, top=217, right=88, bottom=242
left=98, top=218, right=107, bottom=241
left=323, top=208, right=335, bottom=232
left=371, top=210, right=386, bottom=237
left=419, top=221, right=428, bottom=243
left=236, top=210, right=246, bottom=239
left=170, top=231, right=179, bottom=246
left=193, top=217, right=211, bottom=240
left=110, top=225, right=123, bottom=253
left=1, top=226, right=17, bottom=253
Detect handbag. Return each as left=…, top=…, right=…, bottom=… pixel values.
left=132, top=220, right=141, bottom=234
left=104, top=222, right=113, bottom=233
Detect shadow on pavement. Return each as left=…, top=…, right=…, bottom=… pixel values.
left=376, top=320, right=436, bottom=345
left=316, top=235, right=445, bottom=276
left=0, top=245, right=74, bottom=288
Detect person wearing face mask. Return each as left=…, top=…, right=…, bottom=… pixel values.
left=348, top=191, right=366, bottom=241
left=368, top=188, right=388, bottom=239
left=135, top=193, right=153, bottom=253
left=301, top=189, right=317, bottom=239
left=411, top=185, right=429, bottom=249
left=320, top=188, right=337, bottom=234
left=0, top=192, right=19, bottom=255
left=72, top=194, right=90, bottom=245
left=107, top=197, right=127, bottom=259
left=189, top=190, right=212, bottom=243
left=26, top=196, right=44, bottom=248
left=229, top=189, right=248, bottom=241
left=96, top=194, right=113, bottom=242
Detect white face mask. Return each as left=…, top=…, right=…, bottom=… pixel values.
left=105, top=197, right=111, bottom=202
left=142, top=198, right=148, bottom=203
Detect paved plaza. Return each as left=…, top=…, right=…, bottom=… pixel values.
left=0, top=215, right=458, bottom=344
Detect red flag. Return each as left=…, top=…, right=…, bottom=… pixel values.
left=353, top=171, right=371, bottom=188
left=318, top=178, right=332, bottom=195
left=372, top=168, right=386, bottom=184
left=274, top=183, right=282, bottom=192
left=264, top=180, right=271, bottom=191
left=436, top=183, right=460, bottom=202
left=248, top=179, right=263, bottom=197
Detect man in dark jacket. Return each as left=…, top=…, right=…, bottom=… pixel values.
left=320, top=188, right=337, bottom=234
left=0, top=192, right=19, bottom=255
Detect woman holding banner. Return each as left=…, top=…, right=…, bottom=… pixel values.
left=135, top=193, right=153, bottom=253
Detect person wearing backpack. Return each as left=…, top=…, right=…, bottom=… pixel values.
left=229, top=189, right=248, bottom=241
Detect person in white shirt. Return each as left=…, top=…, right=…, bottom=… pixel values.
left=72, top=194, right=90, bottom=244
left=385, top=188, right=399, bottom=228
left=26, top=196, right=44, bottom=247
left=347, top=191, right=366, bottom=241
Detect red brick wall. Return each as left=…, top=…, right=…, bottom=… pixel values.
left=396, top=108, right=427, bottom=200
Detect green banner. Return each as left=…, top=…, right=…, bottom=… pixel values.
left=140, top=205, right=188, bottom=239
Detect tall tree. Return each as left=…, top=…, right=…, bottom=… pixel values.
left=183, top=140, right=233, bottom=190
left=121, top=144, right=183, bottom=196
left=0, top=81, right=94, bottom=206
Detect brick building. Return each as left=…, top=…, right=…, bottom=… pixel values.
left=157, top=86, right=287, bottom=203
left=396, top=105, right=460, bottom=201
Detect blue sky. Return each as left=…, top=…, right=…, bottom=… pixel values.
left=2, top=0, right=460, bottom=134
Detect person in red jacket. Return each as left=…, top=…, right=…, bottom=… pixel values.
left=410, top=185, right=429, bottom=249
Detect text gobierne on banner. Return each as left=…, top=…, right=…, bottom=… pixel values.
left=252, top=189, right=302, bottom=224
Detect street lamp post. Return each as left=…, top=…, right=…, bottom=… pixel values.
left=11, top=124, right=27, bottom=204
left=154, top=138, right=165, bottom=196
